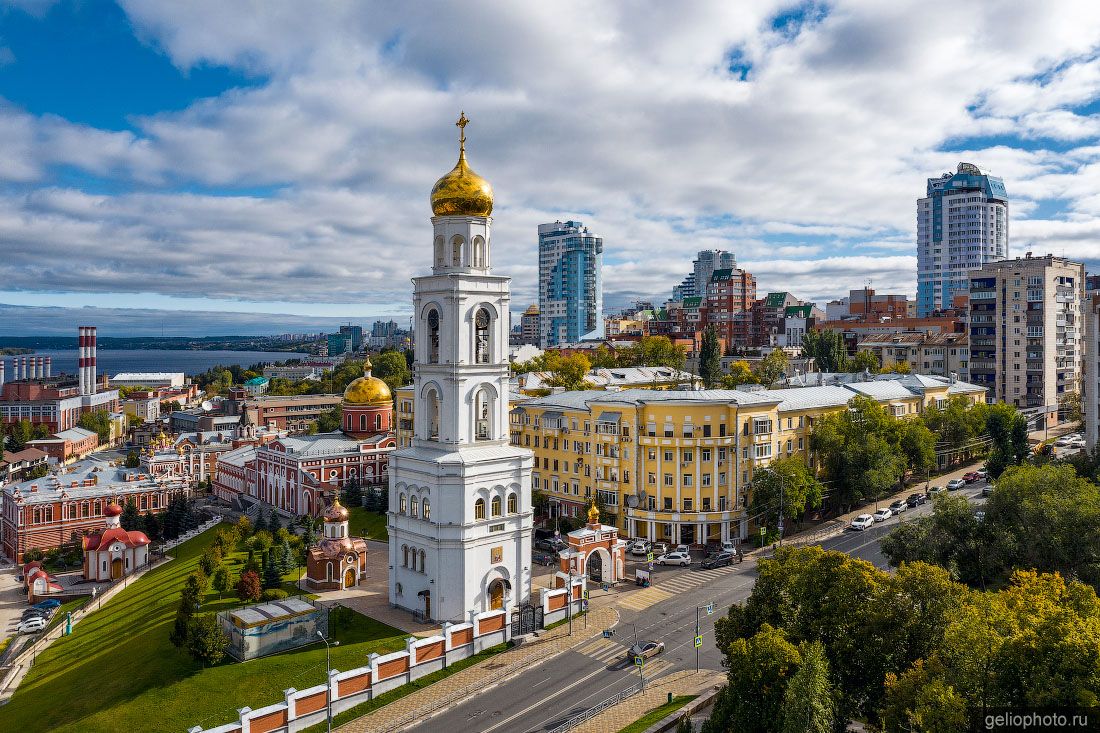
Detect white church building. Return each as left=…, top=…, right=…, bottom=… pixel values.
left=388, top=114, right=534, bottom=623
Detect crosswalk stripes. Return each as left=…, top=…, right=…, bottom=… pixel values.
left=639, top=659, right=672, bottom=679
left=616, top=565, right=742, bottom=611
left=574, top=637, right=629, bottom=664
left=617, top=587, right=673, bottom=611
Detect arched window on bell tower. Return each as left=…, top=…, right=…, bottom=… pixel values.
left=434, top=236, right=445, bottom=268
left=424, top=386, right=441, bottom=440
left=426, top=309, right=440, bottom=363
left=473, top=235, right=486, bottom=268
left=475, top=308, right=491, bottom=364
left=451, top=235, right=465, bottom=267
left=474, top=387, right=493, bottom=441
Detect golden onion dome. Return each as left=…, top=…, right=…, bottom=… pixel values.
left=343, top=357, right=393, bottom=406
left=324, top=498, right=349, bottom=522
left=430, top=112, right=493, bottom=217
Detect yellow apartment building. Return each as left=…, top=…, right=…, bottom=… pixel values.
left=397, top=375, right=985, bottom=545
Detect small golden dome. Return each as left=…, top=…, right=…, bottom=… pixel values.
left=430, top=112, right=493, bottom=217
left=344, top=375, right=392, bottom=405
left=343, top=357, right=392, bottom=405
left=587, top=501, right=600, bottom=525
left=324, top=499, right=349, bottom=522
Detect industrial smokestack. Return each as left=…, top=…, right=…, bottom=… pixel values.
left=88, top=326, right=97, bottom=394
left=11, top=357, right=17, bottom=381
left=34, top=356, right=42, bottom=379
left=45, top=356, right=51, bottom=378
left=0, top=359, right=5, bottom=388
left=78, top=326, right=87, bottom=395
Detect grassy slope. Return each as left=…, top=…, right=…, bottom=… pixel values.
left=0, top=527, right=406, bottom=733
left=616, top=695, right=697, bottom=733
left=348, top=506, right=388, bottom=542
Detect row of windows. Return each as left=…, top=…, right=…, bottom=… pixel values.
left=401, top=545, right=427, bottom=573
left=27, top=494, right=165, bottom=524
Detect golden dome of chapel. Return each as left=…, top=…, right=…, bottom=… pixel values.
left=343, top=358, right=393, bottom=406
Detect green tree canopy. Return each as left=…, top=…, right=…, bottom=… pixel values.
left=800, top=329, right=848, bottom=372
left=699, top=325, right=722, bottom=388
left=544, top=351, right=593, bottom=391
left=749, top=456, right=824, bottom=532
left=720, top=360, right=757, bottom=388
left=755, top=349, right=789, bottom=387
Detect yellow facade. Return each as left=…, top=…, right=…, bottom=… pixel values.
left=398, top=376, right=985, bottom=544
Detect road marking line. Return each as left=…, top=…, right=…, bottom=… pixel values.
left=476, top=665, right=608, bottom=733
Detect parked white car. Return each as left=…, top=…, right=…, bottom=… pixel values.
left=17, top=616, right=47, bottom=634
left=872, top=508, right=893, bottom=522
left=851, top=514, right=875, bottom=531
left=721, top=541, right=737, bottom=554
left=946, top=478, right=966, bottom=490
left=656, top=551, right=692, bottom=567
left=629, top=541, right=652, bottom=556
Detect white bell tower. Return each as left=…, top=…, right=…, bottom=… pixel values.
left=388, top=114, right=534, bottom=622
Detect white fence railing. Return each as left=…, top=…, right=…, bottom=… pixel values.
left=548, top=682, right=643, bottom=733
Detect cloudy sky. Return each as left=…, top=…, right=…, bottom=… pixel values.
left=2, top=0, right=1100, bottom=335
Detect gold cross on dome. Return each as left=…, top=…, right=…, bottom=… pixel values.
left=456, top=111, right=468, bottom=152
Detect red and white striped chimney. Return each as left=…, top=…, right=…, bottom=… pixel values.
left=88, top=326, right=97, bottom=394
left=34, top=356, right=42, bottom=379
left=78, top=327, right=87, bottom=395
left=44, top=356, right=52, bottom=378
left=0, top=359, right=5, bottom=388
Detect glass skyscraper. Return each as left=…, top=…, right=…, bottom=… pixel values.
left=538, top=220, right=604, bottom=347
left=916, top=162, right=1008, bottom=317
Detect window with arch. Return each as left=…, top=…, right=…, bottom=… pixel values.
left=402, top=545, right=409, bottom=567
left=451, top=235, right=464, bottom=267
left=424, top=386, right=441, bottom=440
left=507, top=493, right=518, bottom=514
left=426, top=308, right=440, bottom=363
left=434, top=235, right=445, bottom=267
left=410, top=496, right=419, bottom=518
left=140, top=495, right=148, bottom=510
left=473, top=236, right=486, bottom=268
left=360, top=414, right=367, bottom=432
left=475, top=308, right=491, bottom=364
left=33, top=508, right=41, bottom=524
left=491, top=496, right=502, bottom=517
left=44, top=506, right=52, bottom=522
left=422, top=499, right=431, bottom=521
left=399, top=494, right=407, bottom=514
left=474, top=386, right=493, bottom=441
left=418, top=550, right=426, bottom=573
left=475, top=498, right=486, bottom=520
left=375, top=413, right=382, bottom=430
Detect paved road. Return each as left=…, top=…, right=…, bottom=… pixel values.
left=420, top=478, right=998, bottom=733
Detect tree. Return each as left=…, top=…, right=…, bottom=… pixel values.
left=701, top=623, right=801, bottom=733
left=316, top=405, right=342, bottom=433
left=800, top=328, right=848, bottom=372
left=781, top=641, right=835, bottom=733
left=277, top=540, right=295, bottom=575
left=372, top=350, right=412, bottom=395
left=618, top=336, right=686, bottom=370
left=897, top=418, right=937, bottom=476
left=120, top=498, right=141, bottom=532
left=186, top=614, right=229, bottom=666
left=235, top=569, right=262, bottom=602
left=699, top=326, right=722, bottom=388
left=749, top=457, right=824, bottom=532
left=848, top=350, right=879, bottom=374
left=755, top=349, right=789, bottom=387
left=235, top=515, right=253, bottom=539
left=78, top=409, right=113, bottom=443
left=251, top=530, right=274, bottom=555
left=7, top=419, right=33, bottom=451
left=720, top=360, right=757, bottom=388
left=171, top=571, right=206, bottom=648
left=124, top=449, right=141, bottom=468
left=810, top=396, right=908, bottom=509
left=269, top=511, right=283, bottom=533
left=212, top=566, right=231, bottom=597
left=1059, top=389, right=1082, bottom=423
left=880, top=359, right=912, bottom=374
left=342, top=478, right=362, bottom=508
left=198, top=550, right=218, bottom=577
left=262, top=549, right=284, bottom=590
left=544, top=351, right=593, bottom=391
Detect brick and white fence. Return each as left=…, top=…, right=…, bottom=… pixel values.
left=188, top=608, right=512, bottom=733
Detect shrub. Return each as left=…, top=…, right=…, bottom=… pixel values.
left=260, top=589, right=289, bottom=602
left=235, top=570, right=261, bottom=602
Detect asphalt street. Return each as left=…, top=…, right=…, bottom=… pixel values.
left=419, top=477, right=998, bottom=733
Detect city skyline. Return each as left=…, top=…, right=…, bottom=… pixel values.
left=1, top=2, right=1099, bottom=331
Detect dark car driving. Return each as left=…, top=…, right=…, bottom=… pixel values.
left=701, top=552, right=734, bottom=569
left=906, top=493, right=926, bottom=507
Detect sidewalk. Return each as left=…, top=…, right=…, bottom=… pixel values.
left=576, top=669, right=725, bottom=733
left=337, top=604, right=620, bottom=733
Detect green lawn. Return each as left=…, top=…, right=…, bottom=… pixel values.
left=0, top=526, right=407, bottom=733
left=617, top=695, right=697, bottom=733
left=348, top=506, right=388, bottom=542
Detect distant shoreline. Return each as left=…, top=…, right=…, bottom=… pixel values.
left=0, top=336, right=315, bottom=354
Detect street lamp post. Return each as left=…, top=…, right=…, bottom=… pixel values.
left=567, top=566, right=574, bottom=636
left=317, top=631, right=340, bottom=733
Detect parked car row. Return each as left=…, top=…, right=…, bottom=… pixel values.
left=1055, top=433, right=1087, bottom=449
left=17, top=599, right=60, bottom=634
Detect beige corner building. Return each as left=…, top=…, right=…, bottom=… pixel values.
left=968, top=254, right=1083, bottom=419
